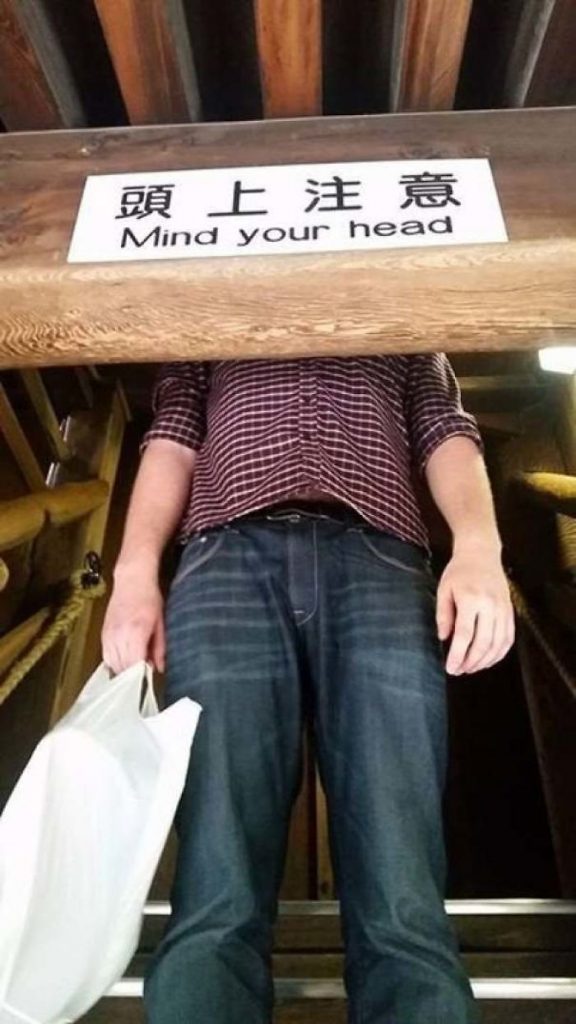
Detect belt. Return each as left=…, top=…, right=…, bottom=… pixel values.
left=237, top=500, right=368, bottom=525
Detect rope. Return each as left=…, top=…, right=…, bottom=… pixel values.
left=0, top=553, right=106, bottom=710
left=509, top=578, right=576, bottom=702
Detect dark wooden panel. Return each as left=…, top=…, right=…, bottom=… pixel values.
left=500, top=0, right=576, bottom=108
left=1, top=109, right=576, bottom=366
left=517, top=622, right=576, bottom=897
left=280, top=724, right=318, bottom=900
left=323, top=0, right=395, bottom=116
left=94, top=0, right=201, bottom=124
left=255, top=0, right=322, bottom=117
left=0, top=0, right=84, bottom=129
left=131, top=948, right=576, bottom=979
left=392, top=0, right=474, bottom=111
left=523, top=0, right=576, bottom=107
left=184, top=0, right=261, bottom=121
left=41, top=0, right=126, bottom=127
left=456, top=0, right=525, bottom=110
left=141, top=905, right=576, bottom=953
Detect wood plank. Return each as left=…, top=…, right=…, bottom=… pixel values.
left=517, top=623, right=576, bottom=896
left=0, top=494, right=45, bottom=550
left=392, top=0, right=474, bottom=111
left=504, top=0, right=576, bottom=108
left=315, top=773, right=334, bottom=899
left=41, top=479, right=110, bottom=527
left=323, top=0, right=396, bottom=116
left=19, top=370, right=70, bottom=462
left=0, top=608, right=52, bottom=676
left=0, top=384, right=46, bottom=490
left=1, top=108, right=576, bottom=366
left=48, top=384, right=128, bottom=725
left=94, top=0, right=200, bottom=124
left=254, top=0, right=322, bottom=117
left=514, top=472, right=576, bottom=517
left=280, top=725, right=316, bottom=899
left=0, top=0, right=84, bottom=130
left=456, top=0, right=525, bottom=110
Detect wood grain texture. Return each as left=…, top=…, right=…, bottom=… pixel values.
left=0, top=385, right=46, bottom=488
left=504, top=0, right=576, bottom=107
left=19, top=370, right=70, bottom=462
left=1, top=108, right=576, bottom=367
left=255, top=0, right=322, bottom=117
left=393, top=0, right=474, bottom=111
left=0, top=495, right=45, bottom=551
left=49, top=386, right=128, bottom=724
left=0, top=608, right=52, bottom=676
left=94, top=0, right=201, bottom=124
left=0, top=0, right=83, bottom=129
left=456, top=0, right=526, bottom=110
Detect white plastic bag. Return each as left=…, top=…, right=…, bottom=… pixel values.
left=0, top=660, right=201, bottom=1024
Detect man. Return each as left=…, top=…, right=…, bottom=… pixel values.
left=102, top=354, right=514, bottom=1024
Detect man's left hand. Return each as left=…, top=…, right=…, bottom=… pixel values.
left=436, top=549, right=515, bottom=675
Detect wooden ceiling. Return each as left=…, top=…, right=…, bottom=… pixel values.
left=1, top=0, right=575, bottom=134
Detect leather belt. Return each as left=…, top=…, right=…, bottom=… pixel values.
left=238, top=501, right=368, bottom=525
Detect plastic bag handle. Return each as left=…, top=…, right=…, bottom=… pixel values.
left=140, top=662, right=159, bottom=717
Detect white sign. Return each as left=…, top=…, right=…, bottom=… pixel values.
left=67, top=159, right=508, bottom=263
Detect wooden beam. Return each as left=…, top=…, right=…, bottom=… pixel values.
left=254, top=0, right=322, bottom=117
left=504, top=0, right=576, bottom=108
left=392, top=0, right=474, bottom=111
left=94, top=0, right=201, bottom=124
left=0, top=495, right=45, bottom=551
left=0, top=481, right=110, bottom=551
left=0, top=384, right=46, bottom=489
left=19, top=370, right=70, bottom=462
left=0, top=0, right=84, bottom=130
left=0, top=608, right=52, bottom=676
left=49, top=385, right=128, bottom=724
left=315, top=774, right=334, bottom=899
left=1, top=108, right=576, bottom=366
left=514, top=472, right=576, bottom=517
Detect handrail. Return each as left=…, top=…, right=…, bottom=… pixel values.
left=0, top=555, right=106, bottom=709
left=0, top=480, right=110, bottom=553
left=142, top=899, right=576, bottom=917
left=106, top=976, right=576, bottom=1001
left=509, top=578, right=576, bottom=702
left=514, top=472, right=576, bottom=518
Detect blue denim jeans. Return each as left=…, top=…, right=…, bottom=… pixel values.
left=143, top=511, right=478, bottom=1023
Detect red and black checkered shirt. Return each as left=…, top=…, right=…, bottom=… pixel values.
left=141, top=355, right=483, bottom=552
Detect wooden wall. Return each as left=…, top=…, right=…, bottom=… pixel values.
left=0, top=0, right=575, bottom=133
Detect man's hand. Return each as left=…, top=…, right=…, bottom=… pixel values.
left=102, top=569, right=166, bottom=675
left=436, top=548, right=515, bottom=675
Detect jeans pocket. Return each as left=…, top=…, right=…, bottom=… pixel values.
left=357, top=530, right=430, bottom=579
left=171, top=530, right=226, bottom=589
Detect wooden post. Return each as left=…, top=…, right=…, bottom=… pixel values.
left=254, top=0, right=322, bottom=117
left=1, top=109, right=576, bottom=365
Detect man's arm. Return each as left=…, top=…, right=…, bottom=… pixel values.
left=102, top=439, right=196, bottom=674
left=425, top=435, right=515, bottom=675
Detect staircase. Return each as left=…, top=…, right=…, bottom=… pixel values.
left=82, top=899, right=576, bottom=1022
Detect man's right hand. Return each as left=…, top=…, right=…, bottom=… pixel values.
left=101, top=572, right=166, bottom=675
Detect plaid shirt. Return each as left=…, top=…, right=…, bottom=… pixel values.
left=141, top=355, right=482, bottom=552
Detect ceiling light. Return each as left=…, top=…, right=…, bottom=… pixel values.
left=538, top=347, right=576, bottom=374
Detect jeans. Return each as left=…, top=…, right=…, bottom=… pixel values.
left=143, top=510, right=478, bottom=1023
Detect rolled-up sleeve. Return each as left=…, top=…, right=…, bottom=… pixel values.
left=140, top=361, right=210, bottom=454
left=405, top=354, right=484, bottom=474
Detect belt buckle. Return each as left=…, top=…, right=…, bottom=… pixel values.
left=265, top=507, right=305, bottom=523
